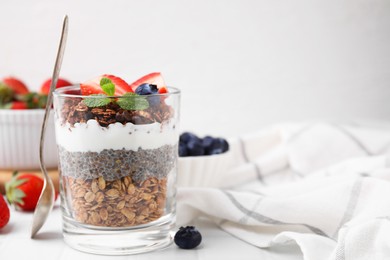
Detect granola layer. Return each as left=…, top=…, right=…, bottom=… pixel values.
left=64, top=175, right=167, bottom=227
left=59, top=98, right=174, bottom=127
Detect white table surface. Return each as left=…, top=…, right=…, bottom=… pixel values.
left=0, top=201, right=303, bottom=260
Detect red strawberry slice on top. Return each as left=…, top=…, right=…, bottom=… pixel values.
left=80, top=74, right=133, bottom=96
left=80, top=78, right=105, bottom=96
left=158, top=86, right=168, bottom=94
left=129, top=72, right=166, bottom=92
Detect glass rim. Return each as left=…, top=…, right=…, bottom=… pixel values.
left=53, top=85, right=181, bottom=98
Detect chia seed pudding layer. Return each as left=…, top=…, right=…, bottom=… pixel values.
left=58, top=144, right=177, bottom=182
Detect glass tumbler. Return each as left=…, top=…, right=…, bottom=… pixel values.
left=53, top=86, right=180, bottom=255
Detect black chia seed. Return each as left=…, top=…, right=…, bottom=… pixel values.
left=57, top=144, right=178, bottom=182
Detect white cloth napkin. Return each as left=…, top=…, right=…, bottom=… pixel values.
left=177, top=121, right=390, bottom=260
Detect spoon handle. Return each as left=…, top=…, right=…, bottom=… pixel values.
left=31, top=15, right=68, bottom=238
left=40, top=16, right=68, bottom=164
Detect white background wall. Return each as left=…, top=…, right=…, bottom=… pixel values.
left=0, top=0, right=389, bottom=137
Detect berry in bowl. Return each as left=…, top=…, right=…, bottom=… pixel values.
left=177, top=132, right=233, bottom=188
left=0, top=76, right=72, bottom=170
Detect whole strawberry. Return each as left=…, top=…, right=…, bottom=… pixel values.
left=0, top=195, right=10, bottom=229
left=9, top=101, right=28, bottom=110
left=2, top=76, right=29, bottom=95
left=0, top=84, right=14, bottom=105
left=40, top=77, right=72, bottom=95
left=6, top=172, right=44, bottom=211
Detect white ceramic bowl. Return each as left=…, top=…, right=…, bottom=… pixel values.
left=0, top=109, right=58, bottom=170
left=177, top=149, right=234, bottom=188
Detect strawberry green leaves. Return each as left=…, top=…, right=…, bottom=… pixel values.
left=82, top=77, right=149, bottom=110
left=5, top=177, right=27, bottom=205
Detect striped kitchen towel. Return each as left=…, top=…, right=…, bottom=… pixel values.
left=177, top=121, right=390, bottom=260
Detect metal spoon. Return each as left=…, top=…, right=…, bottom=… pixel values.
left=31, top=15, right=69, bottom=238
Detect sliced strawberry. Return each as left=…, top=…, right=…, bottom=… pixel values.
left=63, top=89, right=81, bottom=95
left=158, top=86, right=168, bottom=94
left=103, top=74, right=133, bottom=95
left=2, top=77, right=29, bottom=94
left=80, top=77, right=106, bottom=96
left=80, top=75, right=132, bottom=96
left=129, top=72, right=166, bottom=92
left=40, top=78, right=72, bottom=95
left=10, top=101, right=28, bottom=110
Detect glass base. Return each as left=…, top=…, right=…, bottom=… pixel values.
left=62, top=214, right=175, bottom=255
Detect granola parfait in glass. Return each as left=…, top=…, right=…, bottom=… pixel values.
left=53, top=73, right=180, bottom=255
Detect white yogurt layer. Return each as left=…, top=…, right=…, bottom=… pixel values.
left=55, top=119, right=178, bottom=152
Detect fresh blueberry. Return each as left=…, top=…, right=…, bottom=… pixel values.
left=208, top=138, right=229, bottom=155
left=202, top=136, right=214, bottom=148
left=180, top=132, right=200, bottom=144
left=174, top=226, right=202, bottom=249
left=186, top=139, right=205, bottom=156
left=135, top=83, right=160, bottom=106
left=179, top=132, right=228, bottom=156
left=135, top=83, right=158, bottom=95
left=221, top=138, right=229, bottom=152
left=179, top=142, right=188, bottom=157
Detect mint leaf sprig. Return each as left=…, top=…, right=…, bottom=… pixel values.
left=100, top=78, right=115, bottom=96
left=83, top=94, right=111, bottom=107
left=117, top=93, right=149, bottom=110
left=82, top=77, right=149, bottom=110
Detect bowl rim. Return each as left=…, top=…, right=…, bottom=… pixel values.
left=178, top=149, right=232, bottom=160
left=0, top=109, right=46, bottom=115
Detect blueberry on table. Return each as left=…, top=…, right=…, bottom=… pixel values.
left=174, top=226, right=202, bottom=249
